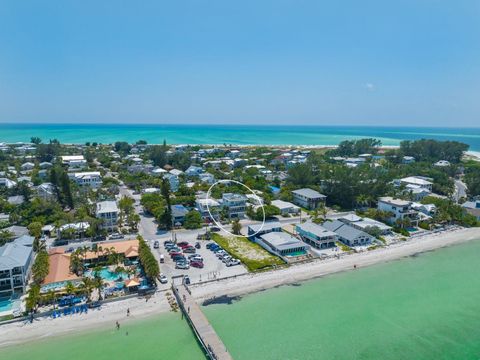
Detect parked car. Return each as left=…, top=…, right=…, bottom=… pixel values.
left=170, top=251, right=182, bottom=257
left=183, top=247, right=196, bottom=254
left=189, top=254, right=203, bottom=262
left=226, top=259, right=241, bottom=266
left=168, top=247, right=181, bottom=253
left=109, top=233, right=124, bottom=240
left=210, top=226, right=221, bottom=232
left=164, top=240, right=174, bottom=246
left=153, top=241, right=159, bottom=249
left=222, top=255, right=232, bottom=263
left=160, top=254, right=165, bottom=263
left=195, top=242, right=201, bottom=249
left=159, top=274, right=168, bottom=284
left=177, top=241, right=189, bottom=247
left=183, top=275, right=190, bottom=285
left=176, top=262, right=190, bottom=270
left=190, top=260, right=204, bottom=268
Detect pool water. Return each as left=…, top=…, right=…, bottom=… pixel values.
left=87, top=268, right=127, bottom=281
left=0, top=298, right=13, bottom=312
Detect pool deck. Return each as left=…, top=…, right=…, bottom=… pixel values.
left=173, top=285, right=233, bottom=360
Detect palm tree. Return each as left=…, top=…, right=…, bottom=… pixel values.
left=65, top=281, right=75, bottom=296
left=80, top=277, right=94, bottom=302
left=92, top=275, right=105, bottom=300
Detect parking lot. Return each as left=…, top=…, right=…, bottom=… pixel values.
left=150, top=234, right=248, bottom=290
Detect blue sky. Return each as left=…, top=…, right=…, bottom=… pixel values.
left=0, top=0, right=479, bottom=126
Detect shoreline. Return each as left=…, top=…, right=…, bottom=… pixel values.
left=1, top=227, right=479, bottom=349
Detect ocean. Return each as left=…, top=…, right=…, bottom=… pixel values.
left=1, top=123, right=480, bottom=150
left=3, top=239, right=480, bottom=360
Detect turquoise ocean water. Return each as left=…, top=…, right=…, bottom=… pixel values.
left=1, top=124, right=480, bottom=150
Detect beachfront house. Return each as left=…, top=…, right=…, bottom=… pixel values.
left=247, top=221, right=282, bottom=240
left=96, top=200, right=119, bottom=232
left=377, top=197, right=419, bottom=226
left=292, top=188, right=326, bottom=210
left=259, top=232, right=309, bottom=257
left=336, top=214, right=392, bottom=235
left=0, top=235, right=34, bottom=298
left=322, top=220, right=374, bottom=247
left=72, top=171, right=102, bottom=188
left=296, top=222, right=337, bottom=249
left=271, top=200, right=300, bottom=216
left=222, top=193, right=248, bottom=219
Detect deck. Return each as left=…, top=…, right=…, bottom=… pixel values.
left=173, top=285, right=233, bottom=360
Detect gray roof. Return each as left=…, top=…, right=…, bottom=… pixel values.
left=292, top=188, right=326, bottom=199
left=322, top=220, right=370, bottom=242
left=248, top=221, right=281, bottom=234
left=171, top=205, right=189, bottom=218
left=96, top=201, right=119, bottom=214
left=3, top=225, right=29, bottom=237
left=7, top=195, right=25, bottom=205
left=296, top=222, right=336, bottom=238
left=260, top=232, right=305, bottom=251
left=0, top=236, right=34, bottom=270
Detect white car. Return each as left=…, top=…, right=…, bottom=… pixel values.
left=227, top=259, right=241, bottom=267
left=159, top=274, right=168, bottom=284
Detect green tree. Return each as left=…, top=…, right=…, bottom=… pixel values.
left=184, top=210, right=203, bottom=229
left=232, top=219, right=242, bottom=235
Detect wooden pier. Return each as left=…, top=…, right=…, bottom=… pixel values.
left=173, top=284, right=233, bottom=360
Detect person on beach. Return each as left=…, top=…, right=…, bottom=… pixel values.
left=127, top=308, right=130, bottom=316
left=116, top=321, right=120, bottom=330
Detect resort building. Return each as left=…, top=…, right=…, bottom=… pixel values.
left=292, top=188, right=327, bottom=210
left=61, top=155, right=87, bottom=169
left=72, top=171, right=102, bottom=188
left=0, top=235, right=34, bottom=298
left=96, top=200, right=119, bottom=232
left=222, top=193, right=248, bottom=219
left=259, top=231, right=309, bottom=257
left=322, top=220, right=373, bottom=247
left=271, top=200, right=300, bottom=216
left=296, top=222, right=337, bottom=249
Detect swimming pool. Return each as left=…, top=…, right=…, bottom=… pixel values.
left=86, top=268, right=127, bottom=282
left=0, top=298, right=13, bottom=312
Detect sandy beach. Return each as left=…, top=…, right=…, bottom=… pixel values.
left=1, top=227, right=479, bottom=349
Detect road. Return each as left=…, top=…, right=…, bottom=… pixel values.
left=454, top=179, right=468, bottom=202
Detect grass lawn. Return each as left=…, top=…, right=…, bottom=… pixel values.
left=211, top=233, right=285, bottom=272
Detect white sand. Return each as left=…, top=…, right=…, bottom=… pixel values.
left=0, top=291, right=171, bottom=348
left=1, top=227, right=479, bottom=348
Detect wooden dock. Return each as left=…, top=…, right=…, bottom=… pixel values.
left=173, top=285, right=233, bottom=360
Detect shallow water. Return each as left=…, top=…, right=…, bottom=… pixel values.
left=203, top=239, right=480, bottom=359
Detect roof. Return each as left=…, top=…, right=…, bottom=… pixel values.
left=0, top=236, right=34, bottom=271
left=222, top=193, right=247, bottom=202
left=323, top=220, right=370, bottom=242
left=169, top=169, right=183, bottom=176
left=248, top=221, right=281, bottom=234
left=96, top=201, right=119, bottom=214
left=260, top=232, right=305, bottom=251
left=378, top=197, right=411, bottom=207
left=292, top=188, right=326, bottom=199
left=296, top=222, right=337, bottom=238
left=271, top=200, right=299, bottom=211
left=171, top=204, right=189, bottom=217
left=43, top=250, right=81, bottom=285
left=400, top=176, right=433, bottom=186
left=125, top=278, right=140, bottom=287
left=61, top=155, right=85, bottom=161
left=83, top=239, right=140, bottom=260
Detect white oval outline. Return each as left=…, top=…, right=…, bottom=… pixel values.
left=205, top=179, right=266, bottom=238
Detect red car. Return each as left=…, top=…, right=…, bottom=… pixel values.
left=177, top=241, right=189, bottom=248
left=169, top=251, right=182, bottom=257
left=190, top=260, right=204, bottom=268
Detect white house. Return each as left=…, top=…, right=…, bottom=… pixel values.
left=259, top=232, right=309, bottom=257
left=434, top=160, right=451, bottom=167
left=377, top=197, right=419, bottom=225
left=271, top=200, right=300, bottom=216
left=222, top=193, right=247, bottom=219
left=61, top=155, right=87, bottom=169
left=0, top=235, right=34, bottom=298
left=96, top=201, right=119, bottom=232
left=72, top=172, right=102, bottom=188
left=195, top=198, right=220, bottom=221
left=398, top=176, right=433, bottom=191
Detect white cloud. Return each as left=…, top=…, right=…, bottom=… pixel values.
left=364, top=83, right=375, bottom=91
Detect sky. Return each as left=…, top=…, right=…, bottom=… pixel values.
left=0, top=0, right=479, bottom=126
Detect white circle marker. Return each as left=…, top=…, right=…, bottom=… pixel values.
left=206, top=179, right=266, bottom=238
